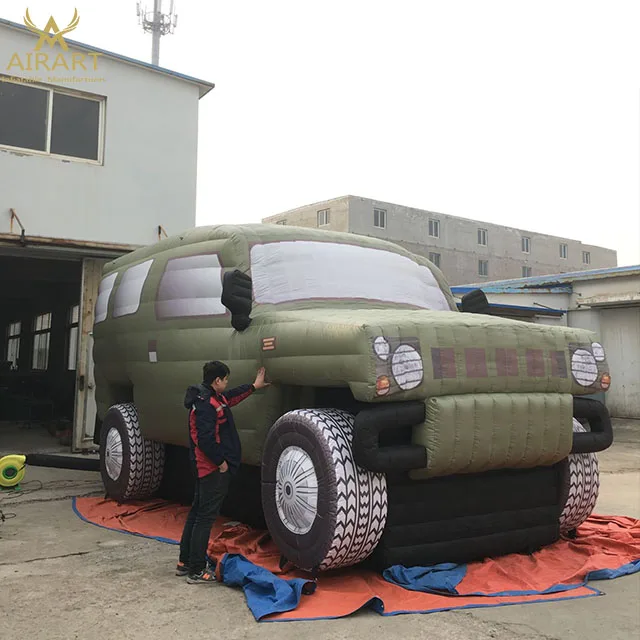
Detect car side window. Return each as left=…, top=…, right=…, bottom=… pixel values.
left=94, top=272, right=118, bottom=323
left=155, top=253, right=226, bottom=319
left=113, top=259, right=154, bottom=318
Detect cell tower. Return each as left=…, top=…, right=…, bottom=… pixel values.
left=137, top=0, right=178, bottom=66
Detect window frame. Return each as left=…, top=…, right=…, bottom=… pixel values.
left=477, top=228, right=488, bottom=246
left=67, top=304, right=80, bottom=371
left=0, top=76, right=105, bottom=165
left=428, top=218, right=440, bottom=238
left=560, top=243, right=568, bottom=259
left=6, top=321, right=21, bottom=369
left=373, top=208, right=387, bottom=229
left=478, top=259, right=489, bottom=277
left=583, top=250, right=591, bottom=265
left=522, top=265, right=532, bottom=278
left=32, top=312, right=52, bottom=371
left=522, top=236, right=531, bottom=253
left=428, top=252, right=441, bottom=268
left=317, top=209, right=330, bottom=226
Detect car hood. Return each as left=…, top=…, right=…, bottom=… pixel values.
left=250, top=307, right=611, bottom=402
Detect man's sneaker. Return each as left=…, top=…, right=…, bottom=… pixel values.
left=186, top=568, right=217, bottom=584
left=175, top=562, right=189, bottom=577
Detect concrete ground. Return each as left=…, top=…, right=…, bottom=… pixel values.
left=1, top=419, right=639, bottom=640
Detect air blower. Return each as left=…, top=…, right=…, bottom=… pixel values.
left=0, top=453, right=100, bottom=489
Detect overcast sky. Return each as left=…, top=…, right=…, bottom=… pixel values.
left=6, top=1, right=640, bottom=266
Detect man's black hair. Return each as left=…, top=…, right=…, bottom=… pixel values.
left=203, top=360, right=230, bottom=386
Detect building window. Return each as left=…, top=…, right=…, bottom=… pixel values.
left=478, top=260, right=489, bottom=277
left=317, top=209, right=330, bottom=226
left=275, top=220, right=287, bottom=225
left=560, top=243, right=568, bottom=259
left=522, top=266, right=532, bottom=278
left=429, top=219, right=440, bottom=238
left=522, top=236, right=531, bottom=253
left=32, top=312, right=52, bottom=371
left=0, top=78, right=104, bottom=162
left=428, top=252, right=441, bottom=268
left=6, top=321, right=21, bottom=369
left=583, top=251, right=591, bottom=265
left=67, top=305, right=80, bottom=371
left=373, top=208, right=387, bottom=229
left=477, top=228, right=488, bottom=246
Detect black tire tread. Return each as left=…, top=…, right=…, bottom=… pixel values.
left=560, top=420, right=599, bottom=533
left=106, top=403, right=165, bottom=501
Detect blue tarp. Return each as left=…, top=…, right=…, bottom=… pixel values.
left=219, top=553, right=316, bottom=621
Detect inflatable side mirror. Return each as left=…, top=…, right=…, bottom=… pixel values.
left=460, top=288, right=490, bottom=314
left=221, top=269, right=253, bottom=331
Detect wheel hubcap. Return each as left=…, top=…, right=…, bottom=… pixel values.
left=105, top=427, right=123, bottom=481
left=275, top=446, right=318, bottom=535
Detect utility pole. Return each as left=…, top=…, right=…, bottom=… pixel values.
left=137, top=0, right=178, bottom=66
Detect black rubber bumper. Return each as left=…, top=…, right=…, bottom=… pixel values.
left=571, top=396, right=614, bottom=454
left=352, top=401, right=427, bottom=473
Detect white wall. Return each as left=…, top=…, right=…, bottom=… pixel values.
left=598, top=307, right=640, bottom=418
left=0, top=26, right=201, bottom=246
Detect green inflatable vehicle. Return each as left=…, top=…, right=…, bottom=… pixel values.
left=92, top=224, right=613, bottom=573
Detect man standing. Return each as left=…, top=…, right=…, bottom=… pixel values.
left=176, top=361, right=270, bottom=583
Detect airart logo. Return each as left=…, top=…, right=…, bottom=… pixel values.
left=4, top=8, right=104, bottom=80
left=24, top=7, right=80, bottom=50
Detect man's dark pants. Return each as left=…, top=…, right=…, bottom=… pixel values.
left=179, top=468, right=231, bottom=575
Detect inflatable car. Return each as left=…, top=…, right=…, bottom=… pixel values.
left=92, top=224, right=613, bottom=573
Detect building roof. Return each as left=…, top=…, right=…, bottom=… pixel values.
left=0, top=17, right=215, bottom=98
left=453, top=264, right=640, bottom=295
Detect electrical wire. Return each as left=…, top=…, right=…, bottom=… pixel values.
left=0, top=480, right=44, bottom=528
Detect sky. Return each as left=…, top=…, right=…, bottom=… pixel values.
left=4, top=0, right=640, bottom=266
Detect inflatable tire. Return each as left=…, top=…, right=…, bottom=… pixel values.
left=261, top=408, right=388, bottom=572
left=99, top=403, right=165, bottom=502
left=559, top=419, right=600, bottom=533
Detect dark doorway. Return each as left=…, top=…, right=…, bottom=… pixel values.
left=0, top=254, right=82, bottom=439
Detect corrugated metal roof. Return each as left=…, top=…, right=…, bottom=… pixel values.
left=454, top=264, right=640, bottom=294
left=0, top=17, right=215, bottom=98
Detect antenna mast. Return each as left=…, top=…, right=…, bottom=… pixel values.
left=137, top=0, right=178, bottom=66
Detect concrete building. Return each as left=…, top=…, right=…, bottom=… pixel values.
left=450, top=265, right=640, bottom=419
left=262, top=195, right=618, bottom=286
left=0, top=17, right=213, bottom=450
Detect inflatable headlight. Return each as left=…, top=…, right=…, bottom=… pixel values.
left=571, top=348, right=599, bottom=387
left=391, top=344, right=424, bottom=390
left=373, top=336, right=390, bottom=361
left=591, top=342, right=606, bottom=362
left=372, top=336, right=423, bottom=395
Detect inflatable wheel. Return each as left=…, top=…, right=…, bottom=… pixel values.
left=99, top=403, right=165, bottom=502
left=261, top=408, right=388, bottom=572
left=560, top=419, right=600, bottom=533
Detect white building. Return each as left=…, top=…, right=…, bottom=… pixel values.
left=0, top=17, right=213, bottom=449
left=451, top=265, right=640, bottom=419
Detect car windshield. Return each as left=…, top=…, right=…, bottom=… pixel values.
left=249, top=240, right=450, bottom=311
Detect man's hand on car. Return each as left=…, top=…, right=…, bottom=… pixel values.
left=253, top=367, right=271, bottom=390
